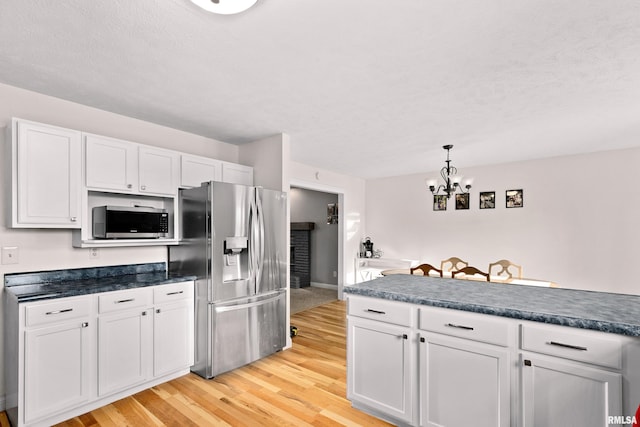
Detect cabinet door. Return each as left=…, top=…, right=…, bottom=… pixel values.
left=24, top=319, right=91, bottom=423
left=221, top=162, right=253, bottom=185
left=347, top=316, right=413, bottom=424
left=520, top=353, right=622, bottom=427
left=98, top=309, right=152, bottom=396
left=180, top=155, right=222, bottom=187
left=14, top=120, right=82, bottom=227
left=85, top=134, right=138, bottom=192
left=138, top=146, right=179, bottom=195
left=419, top=333, right=510, bottom=427
left=153, top=299, right=194, bottom=377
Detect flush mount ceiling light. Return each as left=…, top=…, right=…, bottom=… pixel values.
left=426, top=145, right=473, bottom=199
left=189, top=0, right=258, bottom=15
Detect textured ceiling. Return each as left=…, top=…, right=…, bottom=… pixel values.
left=1, top=0, right=639, bottom=179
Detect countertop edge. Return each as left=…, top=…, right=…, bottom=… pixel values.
left=343, top=286, right=640, bottom=337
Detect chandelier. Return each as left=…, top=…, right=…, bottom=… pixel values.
left=189, top=0, right=258, bottom=15
left=427, top=145, right=471, bottom=199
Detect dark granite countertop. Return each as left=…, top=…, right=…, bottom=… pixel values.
left=4, top=263, right=196, bottom=302
left=344, top=275, right=640, bottom=337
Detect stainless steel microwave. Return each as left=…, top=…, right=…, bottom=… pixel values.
left=92, top=205, right=169, bottom=239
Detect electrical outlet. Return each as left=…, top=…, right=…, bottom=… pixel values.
left=2, top=246, right=19, bottom=265
left=333, top=271, right=337, bottom=278
left=89, top=248, right=100, bottom=259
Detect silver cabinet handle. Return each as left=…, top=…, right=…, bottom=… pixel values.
left=166, top=290, right=183, bottom=296
left=70, top=217, right=77, bottom=222
left=46, top=308, right=73, bottom=315
left=548, top=341, right=588, bottom=351
left=127, top=184, right=132, bottom=189
left=82, top=322, right=89, bottom=328
left=446, top=323, right=474, bottom=331
left=141, top=185, right=146, bottom=190
left=156, top=309, right=161, bottom=314
left=366, top=309, right=386, bottom=315
left=115, top=298, right=134, bottom=304
left=142, top=311, right=147, bottom=316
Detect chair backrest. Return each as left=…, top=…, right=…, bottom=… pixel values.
left=410, top=263, right=443, bottom=277
left=440, top=257, right=468, bottom=273
left=452, top=266, right=490, bottom=282
left=488, top=259, right=523, bottom=281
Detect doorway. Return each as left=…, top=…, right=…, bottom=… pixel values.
left=289, top=186, right=341, bottom=313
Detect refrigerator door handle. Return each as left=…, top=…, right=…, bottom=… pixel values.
left=256, top=191, right=266, bottom=288
left=249, top=193, right=258, bottom=286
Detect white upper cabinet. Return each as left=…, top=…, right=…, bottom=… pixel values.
left=180, top=154, right=222, bottom=188
left=85, top=134, right=178, bottom=196
left=222, top=161, right=254, bottom=186
left=10, top=119, right=82, bottom=228
left=138, top=146, right=179, bottom=195
left=85, top=134, right=138, bottom=193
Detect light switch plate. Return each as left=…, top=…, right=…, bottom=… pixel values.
left=2, top=246, right=19, bottom=265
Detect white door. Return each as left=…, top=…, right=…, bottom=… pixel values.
left=15, top=120, right=81, bottom=227
left=24, top=320, right=91, bottom=423
left=98, top=309, right=152, bottom=396
left=153, top=300, right=194, bottom=377
left=520, top=353, right=622, bottom=427
left=420, top=333, right=510, bottom=427
left=138, top=147, right=179, bottom=195
left=347, top=316, right=413, bottom=424
left=180, top=155, right=222, bottom=187
left=85, top=134, right=138, bottom=192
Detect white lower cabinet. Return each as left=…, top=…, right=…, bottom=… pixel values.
left=419, top=334, right=511, bottom=427
left=98, top=307, right=152, bottom=396
left=153, top=283, right=195, bottom=377
left=348, top=316, right=414, bottom=424
left=6, top=281, right=194, bottom=427
left=23, top=297, right=92, bottom=424
left=346, top=295, right=638, bottom=427
left=520, top=353, right=621, bottom=427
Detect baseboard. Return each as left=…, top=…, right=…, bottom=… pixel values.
left=310, top=282, right=338, bottom=290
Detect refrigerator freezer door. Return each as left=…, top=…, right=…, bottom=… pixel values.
left=255, top=188, right=287, bottom=295
left=205, top=290, right=286, bottom=378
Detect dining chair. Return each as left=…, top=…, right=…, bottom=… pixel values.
left=440, top=257, right=468, bottom=273
left=410, top=263, right=443, bottom=277
left=452, top=266, right=490, bottom=282
left=488, top=259, right=523, bottom=281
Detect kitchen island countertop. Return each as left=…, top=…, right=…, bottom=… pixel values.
left=4, top=262, right=196, bottom=302
left=344, top=275, right=640, bottom=336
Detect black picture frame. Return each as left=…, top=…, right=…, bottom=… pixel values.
left=433, top=195, right=447, bottom=211
left=506, top=189, right=524, bottom=208
left=455, top=193, right=470, bottom=210
left=479, top=191, right=496, bottom=209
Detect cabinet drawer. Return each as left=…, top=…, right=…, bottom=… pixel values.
left=520, top=324, right=622, bottom=370
left=99, top=288, right=152, bottom=313
left=25, top=297, right=91, bottom=327
left=348, top=296, right=412, bottom=327
left=154, top=281, right=193, bottom=304
left=419, top=306, right=510, bottom=347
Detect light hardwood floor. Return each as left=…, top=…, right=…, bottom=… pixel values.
left=1, top=300, right=391, bottom=427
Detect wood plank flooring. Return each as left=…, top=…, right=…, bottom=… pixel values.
left=1, top=300, right=391, bottom=427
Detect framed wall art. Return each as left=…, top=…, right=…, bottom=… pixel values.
left=455, top=193, right=470, bottom=210
left=479, top=191, right=495, bottom=209
left=433, top=195, right=447, bottom=211
left=506, top=189, right=524, bottom=208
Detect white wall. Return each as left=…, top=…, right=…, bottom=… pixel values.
left=0, top=83, right=241, bottom=406
left=366, top=148, right=640, bottom=295
left=290, top=162, right=367, bottom=291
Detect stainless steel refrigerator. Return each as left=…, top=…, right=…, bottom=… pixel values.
left=169, top=181, right=287, bottom=378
